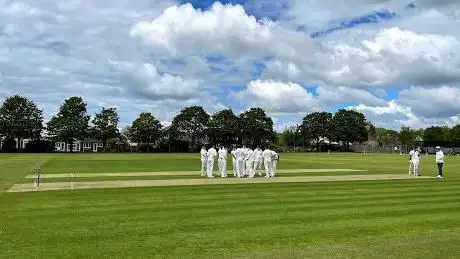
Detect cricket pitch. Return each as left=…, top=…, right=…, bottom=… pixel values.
left=9, top=174, right=433, bottom=193
left=24, top=168, right=366, bottom=178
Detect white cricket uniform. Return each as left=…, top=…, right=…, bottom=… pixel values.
left=241, top=148, right=247, bottom=175
left=206, top=148, right=217, bottom=178
left=253, top=148, right=263, bottom=175
left=231, top=149, right=237, bottom=177
left=408, top=149, right=415, bottom=175
left=245, top=149, right=254, bottom=177
left=262, top=149, right=273, bottom=177
left=410, top=150, right=420, bottom=176
left=271, top=151, right=279, bottom=177
left=236, top=148, right=245, bottom=177
left=218, top=148, right=227, bottom=177
left=200, top=148, right=207, bottom=176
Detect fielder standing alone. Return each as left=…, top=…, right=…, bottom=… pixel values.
left=435, top=146, right=444, bottom=179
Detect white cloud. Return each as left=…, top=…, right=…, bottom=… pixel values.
left=130, top=2, right=279, bottom=57
left=109, top=60, right=200, bottom=100
left=398, top=86, right=460, bottom=118
left=233, top=80, right=319, bottom=113
left=350, top=100, right=460, bottom=130
left=2, top=0, right=460, bottom=132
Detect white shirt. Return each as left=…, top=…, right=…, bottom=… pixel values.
left=262, top=149, right=272, bottom=161
left=218, top=148, right=227, bottom=159
left=255, top=149, right=263, bottom=160
left=411, top=150, right=420, bottom=163
left=245, top=149, right=254, bottom=161
left=436, top=150, right=444, bottom=163
left=272, top=151, right=279, bottom=160
left=235, top=148, right=244, bottom=160
left=207, top=148, right=217, bottom=160
left=200, top=149, right=207, bottom=161
left=409, top=150, right=415, bottom=161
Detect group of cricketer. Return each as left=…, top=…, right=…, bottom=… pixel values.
left=408, top=146, right=444, bottom=178
left=200, top=145, right=279, bottom=178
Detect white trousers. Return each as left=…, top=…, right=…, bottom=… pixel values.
left=201, top=160, right=207, bottom=175
left=412, top=161, right=419, bottom=176
left=236, top=159, right=245, bottom=177
left=232, top=159, right=237, bottom=176
left=272, top=160, right=277, bottom=177
left=218, top=158, right=227, bottom=177
left=246, top=160, right=254, bottom=177
left=264, top=160, right=272, bottom=177
left=206, top=159, right=215, bottom=177
left=408, top=161, right=413, bottom=175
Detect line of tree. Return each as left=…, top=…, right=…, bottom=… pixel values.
left=1, top=94, right=460, bottom=152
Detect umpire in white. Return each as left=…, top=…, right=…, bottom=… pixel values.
left=435, top=146, right=444, bottom=179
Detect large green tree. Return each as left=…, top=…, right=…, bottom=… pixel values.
left=170, top=106, right=209, bottom=150
left=300, top=111, right=333, bottom=151
left=46, top=96, right=90, bottom=152
left=451, top=125, right=460, bottom=142
left=238, top=107, right=276, bottom=147
left=207, top=109, right=238, bottom=146
left=423, top=126, right=451, bottom=145
left=278, top=125, right=302, bottom=148
left=129, top=112, right=163, bottom=144
left=332, top=109, right=368, bottom=150
left=0, top=95, right=44, bottom=150
left=367, top=123, right=377, bottom=141
left=91, top=107, right=120, bottom=149
left=375, top=128, right=399, bottom=146
left=399, top=126, right=416, bottom=146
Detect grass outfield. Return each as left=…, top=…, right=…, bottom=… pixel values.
left=0, top=152, right=459, bottom=258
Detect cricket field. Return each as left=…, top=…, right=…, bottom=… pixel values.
left=0, top=152, right=459, bottom=258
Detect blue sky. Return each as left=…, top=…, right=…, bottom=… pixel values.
left=1, top=0, right=460, bottom=131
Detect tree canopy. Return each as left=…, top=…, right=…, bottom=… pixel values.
left=0, top=95, right=43, bottom=148
left=333, top=109, right=368, bottom=150
left=207, top=109, right=239, bottom=146
left=239, top=108, right=276, bottom=147
left=170, top=106, right=210, bottom=150
left=300, top=111, right=333, bottom=151
left=90, top=107, right=120, bottom=148
left=46, top=96, right=90, bottom=151
left=129, top=112, right=163, bottom=144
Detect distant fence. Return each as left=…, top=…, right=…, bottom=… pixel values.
left=350, top=145, right=409, bottom=154
left=350, top=145, right=460, bottom=155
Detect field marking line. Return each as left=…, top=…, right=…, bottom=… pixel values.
left=24, top=169, right=368, bottom=178
left=8, top=174, right=435, bottom=193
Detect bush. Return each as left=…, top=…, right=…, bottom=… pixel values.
left=24, top=140, right=55, bottom=153
left=1, top=138, right=18, bottom=152
left=136, top=143, right=154, bottom=152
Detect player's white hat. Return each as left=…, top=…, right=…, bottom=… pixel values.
left=435, top=146, right=441, bottom=149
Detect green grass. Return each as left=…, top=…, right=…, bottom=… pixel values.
left=1, top=152, right=459, bottom=258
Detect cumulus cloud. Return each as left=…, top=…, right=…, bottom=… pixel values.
left=109, top=60, right=200, bottom=100
left=1, top=0, right=460, bottom=131
left=232, top=80, right=320, bottom=114
left=398, top=86, right=460, bottom=118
